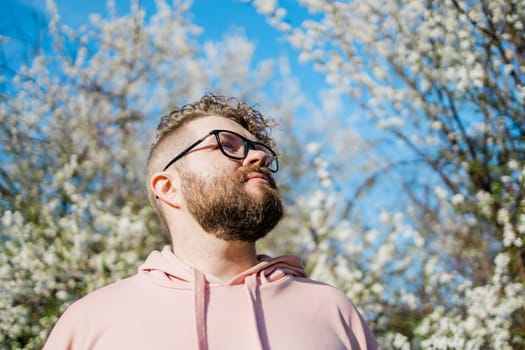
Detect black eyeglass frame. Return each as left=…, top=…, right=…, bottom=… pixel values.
left=162, top=129, right=279, bottom=172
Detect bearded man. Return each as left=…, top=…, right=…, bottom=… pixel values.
left=44, top=93, right=379, bottom=350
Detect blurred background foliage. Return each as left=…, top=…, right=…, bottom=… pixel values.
left=1, top=0, right=524, bottom=348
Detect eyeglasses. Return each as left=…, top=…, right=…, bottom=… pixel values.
left=162, top=129, right=279, bottom=172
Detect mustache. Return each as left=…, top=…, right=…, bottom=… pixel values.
left=236, top=165, right=277, bottom=189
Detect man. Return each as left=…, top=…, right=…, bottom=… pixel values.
left=44, top=93, right=379, bottom=349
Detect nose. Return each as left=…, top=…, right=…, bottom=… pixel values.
left=242, top=148, right=268, bottom=168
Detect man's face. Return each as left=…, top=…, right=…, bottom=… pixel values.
left=175, top=116, right=283, bottom=242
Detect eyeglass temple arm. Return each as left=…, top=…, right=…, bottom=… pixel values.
left=162, top=133, right=212, bottom=171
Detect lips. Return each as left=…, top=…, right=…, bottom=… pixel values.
left=245, top=172, right=270, bottom=184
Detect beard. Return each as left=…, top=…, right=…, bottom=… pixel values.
left=179, top=165, right=284, bottom=242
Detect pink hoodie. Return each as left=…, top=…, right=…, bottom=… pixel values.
left=44, top=246, right=379, bottom=349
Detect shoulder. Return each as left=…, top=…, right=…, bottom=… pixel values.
left=44, top=275, right=141, bottom=350
left=63, top=273, right=149, bottom=323
left=285, top=276, right=372, bottom=329
left=44, top=275, right=142, bottom=344
left=288, top=276, right=354, bottom=305
left=72, top=275, right=139, bottom=306
left=276, top=275, right=363, bottom=321
left=280, top=276, right=380, bottom=349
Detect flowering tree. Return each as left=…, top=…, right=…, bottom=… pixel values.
left=2, top=0, right=524, bottom=348
left=250, top=0, right=525, bottom=348
left=0, top=1, right=303, bottom=348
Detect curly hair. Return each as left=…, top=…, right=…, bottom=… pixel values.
left=146, top=92, right=277, bottom=229
left=154, top=93, right=275, bottom=148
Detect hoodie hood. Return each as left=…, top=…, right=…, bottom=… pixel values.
left=138, top=246, right=307, bottom=350
left=139, top=246, right=306, bottom=286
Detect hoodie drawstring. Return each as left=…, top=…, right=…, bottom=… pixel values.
left=193, top=270, right=266, bottom=350
left=193, top=269, right=208, bottom=350
left=141, top=249, right=306, bottom=350
left=244, top=274, right=266, bottom=350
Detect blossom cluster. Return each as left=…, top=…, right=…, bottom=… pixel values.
left=251, top=0, right=525, bottom=348
left=0, top=1, right=299, bottom=348
left=1, top=0, right=524, bottom=348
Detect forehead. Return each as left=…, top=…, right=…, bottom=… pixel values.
left=186, top=115, right=256, bottom=140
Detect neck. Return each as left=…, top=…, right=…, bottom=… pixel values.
left=170, top=228, right=258, bottom=283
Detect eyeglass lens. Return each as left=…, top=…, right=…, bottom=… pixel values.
left=217, top=132, right=245, bottom=157
left=217, top=131, right=277, bottom=171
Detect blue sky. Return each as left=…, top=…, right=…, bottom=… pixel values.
left=0, top=0, right=397, bottom=214
left=0, top=0, right=430, bottom=240
left=1, top=0, right=328, bottom=107
left=1, top=0, right=359, bottom=193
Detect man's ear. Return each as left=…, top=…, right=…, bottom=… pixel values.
left=150, top=171, right=182, bottom=208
